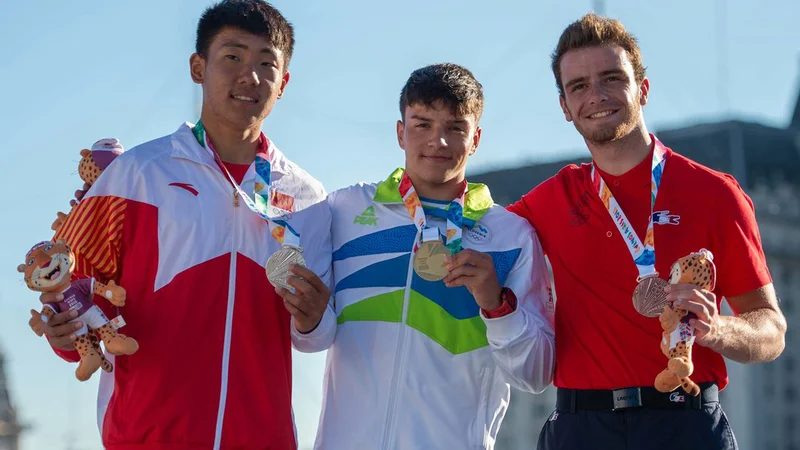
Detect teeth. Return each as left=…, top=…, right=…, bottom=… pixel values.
left=233, top=95, right=256, bottom=102
left=590, top=110, right=614, bottom=119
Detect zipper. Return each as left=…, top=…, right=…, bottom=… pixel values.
left=380, top=234, right=417, bottom=450
left=213, top=182, right=239, bottom=450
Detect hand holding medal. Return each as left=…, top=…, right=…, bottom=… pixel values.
left=442, top=249, right=502, bottom=311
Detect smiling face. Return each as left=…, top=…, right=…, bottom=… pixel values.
left=397, top=101, right=480, bottom=193
left=190, top=26, right=290, bottom=131
left=18, top=240, right=74, bottom=293
left=558, top=44, right=649, bottom=145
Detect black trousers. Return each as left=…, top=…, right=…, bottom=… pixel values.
left=536, top=402, right=738, bottom=450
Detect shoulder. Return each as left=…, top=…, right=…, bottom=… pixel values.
left=327, top=181, right=378, bottom=212
left=667, top=151, right=751, bottom=207
left=268, top=140, right=327, bottom=204
left=474, top=204, right=539, bottom=250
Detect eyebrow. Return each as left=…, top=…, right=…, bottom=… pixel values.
left=409, top=114, right=433, bottom=122
left=220, top=41, right=278, bottom=55
left=565, top=69, right=626, bottom=89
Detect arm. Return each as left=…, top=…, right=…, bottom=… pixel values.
left=444, top=226, right=556, bottom=393
left=668, top=283, right=786, bottom=363
left=484, top=229, right=555, bottom=393
left=286, top=195, right=337, bottom=352
left=666, top=176, right=786, bottom=364
left=43, top=168, right=127, bottom=361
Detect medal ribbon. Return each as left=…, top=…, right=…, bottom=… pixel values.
left=398, top=171, right=467, bottom=253
left=590, top=138, right=667, bottom=280
left=192, top=121, right=300, bottom=248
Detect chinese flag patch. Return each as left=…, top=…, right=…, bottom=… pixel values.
left=271, top=190, right=295, bottom=212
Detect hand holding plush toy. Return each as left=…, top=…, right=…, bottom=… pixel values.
left=654, top=249, right=716, bottom=396
left=18, top=239, right=138, bottom=381
left=51, top=138, right=124, bottom=231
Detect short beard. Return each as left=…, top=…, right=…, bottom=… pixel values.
left=575, top=103, right=641, bottom=145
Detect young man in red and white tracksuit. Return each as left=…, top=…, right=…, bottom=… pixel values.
left=29, top=2, right=335, bottom=449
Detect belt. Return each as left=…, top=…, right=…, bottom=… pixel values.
left=556, top=383, right=718, bottom=412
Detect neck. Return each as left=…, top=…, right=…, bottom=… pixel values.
left=199, top=110, right=262, bottom=164
left=587, top=124, right=652, bottom=176
left=407, top=171, right=466, bottom=202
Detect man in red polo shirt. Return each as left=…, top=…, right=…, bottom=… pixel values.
left=508, top=13, right=787, bottom=450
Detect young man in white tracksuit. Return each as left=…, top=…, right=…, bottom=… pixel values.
left=285, top=63, right=556, bottom=449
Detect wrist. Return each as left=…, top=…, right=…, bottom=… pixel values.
left=295, top=317, right=322, bottom=335
left=482, top=287, right=517, bottom=319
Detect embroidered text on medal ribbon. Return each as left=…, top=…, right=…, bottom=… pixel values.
left=590, top=138, right=667, bottom=280
left=192, top=121, right=300, bottom=248
left=398, top=172, right=467, bottom=253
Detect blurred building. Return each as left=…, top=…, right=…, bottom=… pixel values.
left=473, top=89, right=800, bottom=450
left=0, top=352, right=21, bottom=450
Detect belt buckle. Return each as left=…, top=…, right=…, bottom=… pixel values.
left=612, top=387, right=642, bottom=411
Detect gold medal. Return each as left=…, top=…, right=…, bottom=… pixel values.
left=266, top=246, right=306, bottom=290
left=632, top=274, right=669, bottom=317
left=413, top=241, right=450, bottom=282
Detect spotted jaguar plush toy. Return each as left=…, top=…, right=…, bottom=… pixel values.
left=51, top=138, right=124, bottom=231
left=18, top=239, right=138, bottom=381
left=654, top=249, right=716, bottom=396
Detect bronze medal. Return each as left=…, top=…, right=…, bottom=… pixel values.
left=632, top=274, right=669, bottom=317
left=413, top=241, right=450, bottom=282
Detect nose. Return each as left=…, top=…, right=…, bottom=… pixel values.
left=238, top=65, right=261, bottom=86
left=38, top=259, right=50, bottom=269
left=588, top=80, right=609, bottom=105
left=428, top=129, right=448, bottom=149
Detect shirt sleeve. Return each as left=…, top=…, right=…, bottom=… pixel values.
left=47, top=164, right=127, bottom=362
left=711, top=175, right=773, bottom=303
left=482, top=221, right=556, bottom=393
left=290, top=193, right=337, bottom=352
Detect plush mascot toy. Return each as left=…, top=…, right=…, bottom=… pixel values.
left=18, top=239, right=138, bottom=381
left=654, top=249, right=716, bottom=396
left=51, top=138, right=124, bottom=231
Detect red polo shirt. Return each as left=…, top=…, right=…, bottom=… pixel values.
left=508, top=136, right=772, bottom=391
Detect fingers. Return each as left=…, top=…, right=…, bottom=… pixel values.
left=445, top=249, right=492, bottom=271
left=289, top=265, right=328, bottom=293
left=676, top=299, right=712, bottom=322
left=277, top=288, right=311, bottom=318
left=286, top=276, right=316, bottom=298
left=689, top=318, right=711, bottom=337
left=43, top=310, right=82, bottom=349
left=442, top=265, right=481, bottom=285
left=281, top=298, right=306, bottom=319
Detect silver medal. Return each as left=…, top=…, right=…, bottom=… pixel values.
left=266, top=246, right=306, bottom=290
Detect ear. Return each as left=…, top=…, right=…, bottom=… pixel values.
left=277, top=71, right=291, bottom=99
left=470, top=126, right=482, bottom=156
left=559, top=95, right=573, bottom=122
left=396, top=120, right=406, bottom=150
left=639, top=77, right=650, bottom=106
left=56, top=239, right=66, bottom=245
left=17, top=264, right=25, bottom=273
left=80, top=149, right=91, bottom=158
left=190, top=53, right=205, bottom=84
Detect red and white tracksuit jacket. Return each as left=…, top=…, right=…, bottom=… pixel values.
left=52, top=122, right=336, bottom=450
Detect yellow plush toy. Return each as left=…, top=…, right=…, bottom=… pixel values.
left=51, top=138, right=124, bottom=231
left=18, top=239, right=138, bottom=381
left=654, top=249, right=716, bottom=396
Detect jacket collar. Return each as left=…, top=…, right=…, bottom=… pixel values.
left=373, top=167, right=493, bottom=223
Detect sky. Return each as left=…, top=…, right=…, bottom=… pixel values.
left=0, top=1, right=799, bottom=449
